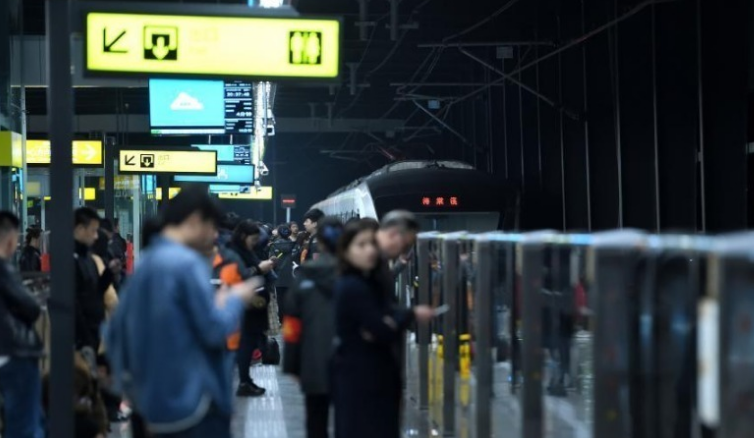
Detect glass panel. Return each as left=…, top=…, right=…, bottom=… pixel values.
left=491, top=237, right=523, bottom=438
left=541, top=243, right=591, bottom=438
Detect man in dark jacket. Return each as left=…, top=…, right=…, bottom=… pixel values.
left=269, top=224, right=296, bottom=322
left=301, top=208, right=324, bottom=262
left=74, top=207, right=116, bottom=353
left=282, top=217, right=343, bottom=438
left=0, top=211, right=44, bottom=438
left=19, top=227, right=42, bottom=273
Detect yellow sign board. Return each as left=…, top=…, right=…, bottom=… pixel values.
left=119, top=149, right=217, bottom=174
left=99, top=176, right=139, bottom=190
left=0, top=132, right=22, bottom=168
left=26, top=140, right=103, bottom=166
left=44, top=188, right=97, bottom=201
left=156, top=188, right=181, bottom=201
left=218, top=186, right=273, bottom=201
left=85, top=11, right=341, bottom=80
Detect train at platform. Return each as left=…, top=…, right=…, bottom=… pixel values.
left=311, top=160, right=516, bottom=232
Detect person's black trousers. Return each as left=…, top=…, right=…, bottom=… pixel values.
left=305, top=394, right=330, bottom=438
left=237, top=329, right=266, bottom=385
left=276, top=287, right=289, bottom=323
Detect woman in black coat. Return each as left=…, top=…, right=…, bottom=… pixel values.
left=332, top=220, right=434, bottom=438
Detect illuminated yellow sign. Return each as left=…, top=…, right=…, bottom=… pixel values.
left=85, top=11, right=341, bottom=79
left=26, top=140, right=103, bottom=166
left=45, top=188, right=97, bottom=201
left=156, top=188, right=181, bottom=201
left=119, top=149, right=217, bottom=174
left=218, top=186, right=273, bottom=200
left=0, top=132, right=22, bottom=168
left=99, top=176, right=138, bottom=190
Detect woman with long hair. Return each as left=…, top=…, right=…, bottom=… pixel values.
left=331, top=220, right=434, bottom=438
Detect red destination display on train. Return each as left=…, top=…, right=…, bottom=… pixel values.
left=421, top=196, right=460, bottom=207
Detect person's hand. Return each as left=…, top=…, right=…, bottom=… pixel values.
left=413, top=305, right=435, bottom=323
left=230, top=277, right=263, bottom=304
left=215, top=287, right=231, bottom=308
left=258, top=260, right=275, bottom=273
left=108, top=259, right=122, bottom=274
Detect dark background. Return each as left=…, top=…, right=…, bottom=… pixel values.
left=1, top=0, right=751, bottom=230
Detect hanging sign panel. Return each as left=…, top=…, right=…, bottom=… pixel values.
left=84, top=7, right=342, bottom=80
left=218, top=186, right=273, bottom=200
left=118, top=149, right=217, bottom=174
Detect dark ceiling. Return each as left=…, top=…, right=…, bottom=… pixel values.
left=17, top=0, right=535, bottom=122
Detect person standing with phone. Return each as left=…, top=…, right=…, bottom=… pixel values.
left=105, top=186, right=261, bottom=438
left=225, top=220, right=276, bottom=397
left=332, top=220, right=435, bottom=438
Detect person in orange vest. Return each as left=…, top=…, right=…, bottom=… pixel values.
left=212, top=243, right=259, bottom=352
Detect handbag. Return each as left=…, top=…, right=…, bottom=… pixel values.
left=263, top=338, right=281, bottom=365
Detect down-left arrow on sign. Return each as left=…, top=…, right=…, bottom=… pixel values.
left=104, top=29, right=128, bottom=53
left=124, top=155, right=136, bottom=166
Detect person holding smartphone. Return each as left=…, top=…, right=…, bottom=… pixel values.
left=225, top=220, right=276, bottom=397
left=105, top=186, right=261, bottom=438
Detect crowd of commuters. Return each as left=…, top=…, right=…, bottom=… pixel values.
left=0, top=184, right=435, bottom=438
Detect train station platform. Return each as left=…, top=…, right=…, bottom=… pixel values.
left=107, top=345, right=434, bottom=438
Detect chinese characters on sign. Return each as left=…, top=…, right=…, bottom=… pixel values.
left=421, top=196, right=459, bottom=207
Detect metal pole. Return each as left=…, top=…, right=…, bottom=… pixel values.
left=612, top=0, right=624, bottom=228
left=285, top=207, right=291, bottom=223
left=695, top=0, right=706, bottom=231
left=518, top=48, right=525, bottom=185
left=389, top=0, right=398, bottom=41
left=46, top=1, right=75, bottom=437
left=104, top=136, right=115, bottom=221
left=558, top=17, right=567, bottom=230
left=581, top=0, right=593, bottom=231
left=651, top=3, right=661, bottom=232
left=441, top=237, right=459, bottom=437
left=417, top=237, right=431, bottom=410
left=474, top=239, right=493, bottom=438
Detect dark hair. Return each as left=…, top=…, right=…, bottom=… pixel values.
left=92, top=229, right=110, bottom=260
left=100, top=218, right=114, bottom=233
left=0, top=211, right=20, bottom=241
left=380, top=210, right=419, bottom=233
left=141, top=217, right=163, bottom=249
left=25, top=227, right=41, bottom=245
left=336, top=219, right=379, bottom=274
left=140, top=185, right=222, bottom=248
left=74, top=207, right=100, bottom=228
left=162, top=184, right=223, bottom=228
left=220, top=212, right=241, bottom=232
left=317, top=216, right=344, bottom=254
left=303, top=208, right=325, bottom=224
left=295, top=231, right=310, bottom=247
left=231, top=219, right=261, bottom=249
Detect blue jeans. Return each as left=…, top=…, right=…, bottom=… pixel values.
left=152, top=408, right=231, bottom=438
left=0, top=357, right=44, bottom=438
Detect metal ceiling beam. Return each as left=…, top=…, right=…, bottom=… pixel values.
left=26, top=114, right=406, bottom=134
left=458, top=47, right=581, bottom=120
left=418, top=41, right=556, bottom=48
left=448, top=0, right=676, bottom=106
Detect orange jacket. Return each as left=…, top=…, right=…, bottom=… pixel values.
left=213, top=251, right=243, bottom=350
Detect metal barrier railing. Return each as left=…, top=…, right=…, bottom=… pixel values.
left=407, top=230, right=744, bottom=438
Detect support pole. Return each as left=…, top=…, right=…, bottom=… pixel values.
left=285, top=207, right=291, bottom=223
left=388, top=0, right=398, bottom=41
left=46, top=1, right=75, bottom=438
left=104, top=136, right=115, bottom=221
